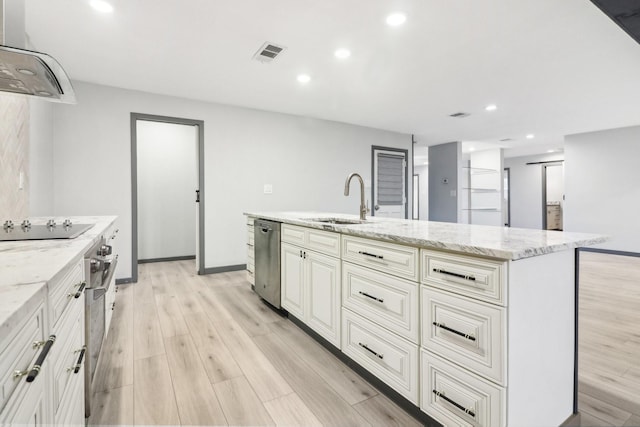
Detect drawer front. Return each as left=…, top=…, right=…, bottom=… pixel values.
left=421, top=350, right=505, bottom=427
left=247, top=270, right=255, bottom=285
left=246, top=216, right=255, bottom=227
left=421, top=250, right=506, bottom=306
left=281, top=224, right=306, bottom=246
left=0, top=304, right=45, bottom=411
left=342, top=235, right=419, bottom=281
left=50, top=258, right=84, bottom=327
left=342, top=262, right=419, bottom=343
left=306, top=228, right=340, bottom=257
left=247, top=230, right=255, bottom=247
left=342, top=309, right=419, bottom=404
left=51, top=302, right=84, bottom=419
left=422, top=287, right=506, bottom=384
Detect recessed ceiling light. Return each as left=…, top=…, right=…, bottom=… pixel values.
left=547, top=149, right=555, bottom=153
left=334, top=48, right=351, bottom=59
left=297, top=74, right=311, bottom=84
left=386, top=13, right=407, bottom=26
left=469, top=147, right=475, bottom=152
left=89, top=0, right=114, bottom=13
left=526, top=134, right=535, bottom=139
left=485, top=104, right=497, bottom=112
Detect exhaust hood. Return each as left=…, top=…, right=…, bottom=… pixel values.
left=0, top=45, right=76, bottom=103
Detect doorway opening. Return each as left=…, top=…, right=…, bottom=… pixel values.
left=371, top=146, right=408, bottom=218
left=503, top=167, right=510, bottom=227
left=130, top=113, right=205, bottom=282
left=542, top=163, right=564, bottom=231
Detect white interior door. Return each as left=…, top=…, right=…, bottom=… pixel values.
left=373, top=149, right=407, bottom=218
left=137, top=121, right=198, bottom=261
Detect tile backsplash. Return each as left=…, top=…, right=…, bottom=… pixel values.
left=0, top=95, right=30, bottom=220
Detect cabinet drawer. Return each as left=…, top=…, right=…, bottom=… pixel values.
left=247, top=271, right=255, bottom=285
left=246, top=216, right=255, bottom=227
left=51, top=301, right=84, bottom=420
left=422, top=287, right=506, bottom=385
left=421, top=250, right=506, bottom=306
left=342, top=309, right=419, bottom=404
left=247, top=231, right=255, bottom=247
left=342, top=262, right=419, bottom=343
left=342, top=235, right=419, bottom=281
left=281, top=224, right=306, bottom=246
left=49, top=258, right=84, bottom=328
left=0, top=304, right=45, bottom=411
left=281, top=224, right=340, bottom=257
left=421, top=350, right=505, bottom=427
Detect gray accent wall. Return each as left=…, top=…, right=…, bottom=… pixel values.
left=428, top=141, right=461, bottom=223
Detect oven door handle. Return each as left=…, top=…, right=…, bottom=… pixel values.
left=91, top=255, right=118, bottom=300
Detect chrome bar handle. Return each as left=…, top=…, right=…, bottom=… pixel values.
left=433, top=268, right=476, bottom=281
left=358, top=342, right=383, bottom=359
left=433, top=389, right=476, bottom=417
left=358, top=291, right=384, bottom=303
left=433, top=322, right=476, bottom=341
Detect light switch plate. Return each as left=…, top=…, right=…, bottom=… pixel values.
left=263, top=184, right=273, bottom=194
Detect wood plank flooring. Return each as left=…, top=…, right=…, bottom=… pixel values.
left=89, top=252, right=640, bottom=426
left=579, top=251, right=640, bottom=427
left=89, top=260, right=415, bottom=426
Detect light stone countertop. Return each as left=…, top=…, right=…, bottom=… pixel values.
left=0, top=216, right=117, bottom=344
left=245, top=211, right=607, bottom=261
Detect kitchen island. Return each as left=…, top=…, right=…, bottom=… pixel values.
left=245, top=211, right=606, bottom=427
left=0, top=216, right=117, bottom=425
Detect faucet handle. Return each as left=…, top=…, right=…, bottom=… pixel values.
left=365, top=200, right=371, bottom=214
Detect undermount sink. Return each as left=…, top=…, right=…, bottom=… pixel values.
left=305, top=217, right=368, bottom=225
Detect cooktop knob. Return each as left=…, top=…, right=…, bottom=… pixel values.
left=63, top=219, right=72, bottom=227
left=90, top=259, right=103, bottom=274
left=3, top=220, right=14, bottom=231
left=46, top=219, right=56, bottom=228
left=21, top=220, right=31, bottom=230
left=97, top=244, right=113, bottom=257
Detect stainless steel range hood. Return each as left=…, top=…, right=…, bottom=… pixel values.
left=0, top=45, right=76, bottom=103
left=1, top=0, right=75, bottom=103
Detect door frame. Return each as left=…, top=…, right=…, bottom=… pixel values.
left=503, top=167, right=511, bottom=227
left=130, top=113, right=205, bottom=282
left=370, top=145, right=409, bottom=218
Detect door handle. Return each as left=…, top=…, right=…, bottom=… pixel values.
left=195, top=189, right=200, bottom=203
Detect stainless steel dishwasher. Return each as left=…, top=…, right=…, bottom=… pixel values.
left=254, top=219, right=281, bottom=308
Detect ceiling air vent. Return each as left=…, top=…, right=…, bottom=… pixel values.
left=500, top=138, right=513, bottom=142
left=449, top=112, right=470, bottom=118
left=253, top=42, right=286, bottom=63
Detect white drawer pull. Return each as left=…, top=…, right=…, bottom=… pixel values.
left=358, top=250, right=384, bottom=260
left=433, top=322, right=476, bottom=342
left=358, top=342, right=384, bottom=360
left=433, top=268, right=476, bottom=281
left=433, top=389, right=476, bottom=418
left=358, top=291, right=384, bottom=303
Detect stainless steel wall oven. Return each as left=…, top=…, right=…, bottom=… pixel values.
left=83, top=237, right=118, bottom=417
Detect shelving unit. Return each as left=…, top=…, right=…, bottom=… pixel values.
left=461, top=150, right=503, bottom=226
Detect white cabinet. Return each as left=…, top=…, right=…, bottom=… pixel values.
left=342, top=235, right=418, bottom=281
left=281, top=239, right=341, bottom=348
left=0, top=364, right=48, bottom=426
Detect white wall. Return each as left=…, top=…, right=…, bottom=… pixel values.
left=545, top=164, right=564, bottom=204
left=503, top=153, right=564, bottom=229
left=29, top=99, right=54, bottom=215
left=49, top=82, right=411, bottom=280
left=137, top=121, right=197, bottom=260
left=565, top=126, right=640, bottom=252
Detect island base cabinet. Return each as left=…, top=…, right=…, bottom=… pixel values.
left=281, top=242, right=341, bottom=348
left=421, top=350, right=505, bottom=427
left=342, top=309, right=418, bottom=404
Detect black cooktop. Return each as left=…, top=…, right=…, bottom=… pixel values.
left=0, top=221, right=93, bottom=242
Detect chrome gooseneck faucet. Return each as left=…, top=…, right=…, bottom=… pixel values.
left=344, top=172, right=368, bottom=221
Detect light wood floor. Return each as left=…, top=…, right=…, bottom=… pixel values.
left=579, top=251, right=640, bottom=427
left=88, top=260, right=422, bottom=426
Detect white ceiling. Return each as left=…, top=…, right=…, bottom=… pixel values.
left=24, top=0, right=640, bottom=156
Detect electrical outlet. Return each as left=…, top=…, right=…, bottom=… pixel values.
left=263, top=184, right=273, bottom=194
